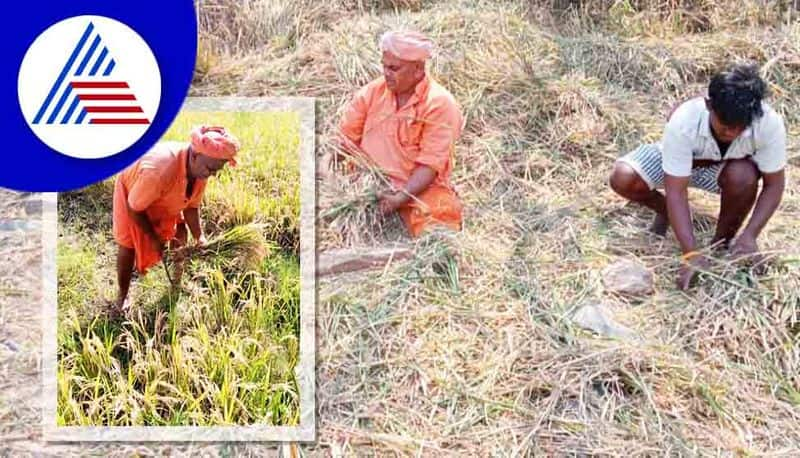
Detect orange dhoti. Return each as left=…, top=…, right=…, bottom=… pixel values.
left=397, top=185, right=462, bottom=237
left=112, top=142, right=206, bottom=274
left=112, top=178, right=181, bottom=274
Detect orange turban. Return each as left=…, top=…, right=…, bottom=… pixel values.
left=190, top=125, right=240, bottom=166
left=379, top=30, right=434, bottom=62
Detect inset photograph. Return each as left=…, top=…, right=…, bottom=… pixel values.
left=45, top=98, right=315, bottom=441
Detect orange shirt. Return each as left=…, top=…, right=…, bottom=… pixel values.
left=112, top=142, right=206, bottom=272
left=119, top=142, right=206, bottom=219
left=338, top=76, right=463, bottom=189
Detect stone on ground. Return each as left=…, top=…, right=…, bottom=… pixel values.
left=602, top=259, right=654, bottom=296
left=571, top=303, right=638, bottom=341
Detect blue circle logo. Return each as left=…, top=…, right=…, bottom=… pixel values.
left=7, top=2, right=196, bottom=191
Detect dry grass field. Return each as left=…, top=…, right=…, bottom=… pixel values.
left=1, top=0, right=798, bottom=455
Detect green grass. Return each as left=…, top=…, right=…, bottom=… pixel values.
left=56, top=111, right=301, bottom=426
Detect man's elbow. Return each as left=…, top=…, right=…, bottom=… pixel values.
left=126, top=201, right=147, bottom=218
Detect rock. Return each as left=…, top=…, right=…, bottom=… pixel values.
left=571, top=303, right=638, bottom=341
left=602, top=259, right=654, bottom=296
left=318, top=245, right=413, bottom=277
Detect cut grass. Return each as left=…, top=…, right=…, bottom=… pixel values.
left=56, top=111, right=301, bottom=426
left=187, top=0, right=800, bottom=454
left=4, top=0, right=797, bottom=455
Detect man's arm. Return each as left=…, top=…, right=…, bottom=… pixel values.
left=732, top=170, right=785, bottom=254
left=735, top=110, right=787, bottom=255
left=664, top=175, right=696, bottom=254
left=665, top=174, right=712, bottom=290
left=336, top=85, right=372, bottom=160
left=183, top=207, right=204, bottom=243
left=378, top=165, right=437, bottom=214
left=378, top=95, right=461, bottom=214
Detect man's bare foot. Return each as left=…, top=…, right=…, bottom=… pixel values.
left=108, top=296, right=132, bottom=320
left=649, top=213, right=668, bottom=236
left=108, top=301, right=125, bottom=320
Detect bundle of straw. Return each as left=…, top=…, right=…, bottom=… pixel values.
left=318, top=146, right=405, bottom=248
left=191, top=223, right=271, bottom=271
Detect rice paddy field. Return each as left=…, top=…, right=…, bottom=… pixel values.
left=1, top=0, right=799, bottom=456
left=56, top=110, right=301, bottom=426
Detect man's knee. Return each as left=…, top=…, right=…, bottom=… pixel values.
left=117, top=244, right=135, bottom=262
left=718, top=159, right=759, bottom=191
left=610, top=162, right=651, bottom=200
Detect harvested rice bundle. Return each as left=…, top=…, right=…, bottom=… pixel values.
left=192, top=223, right=271, bottom=270
left=318, top=146, right=406, bottom=248
left=319, top=172, right=384, bottom=248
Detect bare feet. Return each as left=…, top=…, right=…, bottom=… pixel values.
left=649, top=213, right=668, bottom=237
left=108, top=300, right=126, bottom=320
left=108, top=294, right=133, bottom=320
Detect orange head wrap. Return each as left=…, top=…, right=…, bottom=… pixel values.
left=190, top=125, right=240, bottom=166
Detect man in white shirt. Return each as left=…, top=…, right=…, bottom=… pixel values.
left=609, top=64, right=787, bottom=289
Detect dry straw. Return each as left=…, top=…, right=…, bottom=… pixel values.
left=190, top=0, right=800, bottom=453
left=3, top=0, right=798, bottom=455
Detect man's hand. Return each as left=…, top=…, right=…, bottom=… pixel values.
left=730, top=232, right=767, bottom=274
left=378, top=190, right=409, bottom=215
left=197, top=234, right=208, bottom=248
left=730, top=232, right=758, bottom=258
left=677, top=254, right=710, bottom=290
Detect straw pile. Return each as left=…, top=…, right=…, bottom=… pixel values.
left=188, top=0, right=800, bottom=454
left=3, top=0, right=799, bottom=455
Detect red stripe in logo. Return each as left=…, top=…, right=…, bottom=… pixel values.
left=84, top=106, right=144, bottom=113
left=89, top=118, right=150, bottom=124
left=71, top=81, right=130, bottom=89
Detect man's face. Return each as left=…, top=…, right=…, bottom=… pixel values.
left=709, top=111, right=747, bottom=143
left=190, top=152, right=227, bottom=179
left=705, top=98, right=747, bottom=143
left=382, top=51, right=424, bottom=95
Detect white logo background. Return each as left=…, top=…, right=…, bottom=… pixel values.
left=18, top=15, right=161, bottom=159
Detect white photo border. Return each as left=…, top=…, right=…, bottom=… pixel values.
left=42, top=97, right=316, bottom=442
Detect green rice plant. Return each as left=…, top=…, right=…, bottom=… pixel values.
left=56, top=110, right=301, bottom=427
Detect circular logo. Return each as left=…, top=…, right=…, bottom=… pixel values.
left=18, top=15, right=161, bottom=159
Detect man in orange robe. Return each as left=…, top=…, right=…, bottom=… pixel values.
left=337, top=30, right=464, bottom=237
left=111, top=126, right=240, bottom=315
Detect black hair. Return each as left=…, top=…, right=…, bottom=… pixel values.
left=707, top=63, right=767, bottom=127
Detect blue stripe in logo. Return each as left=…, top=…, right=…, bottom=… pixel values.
left=74, top=34, right=101, bottom=76
left=89, top=47, right=108, bottom=76
left=32, top=22, right=94, bottom=124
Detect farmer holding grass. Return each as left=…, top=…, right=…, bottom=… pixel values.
left=337, top=30, right=464, bottom=237
left=111, top=126, right=240, bottom=315
left=609, top=64, right=787, bottom=289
